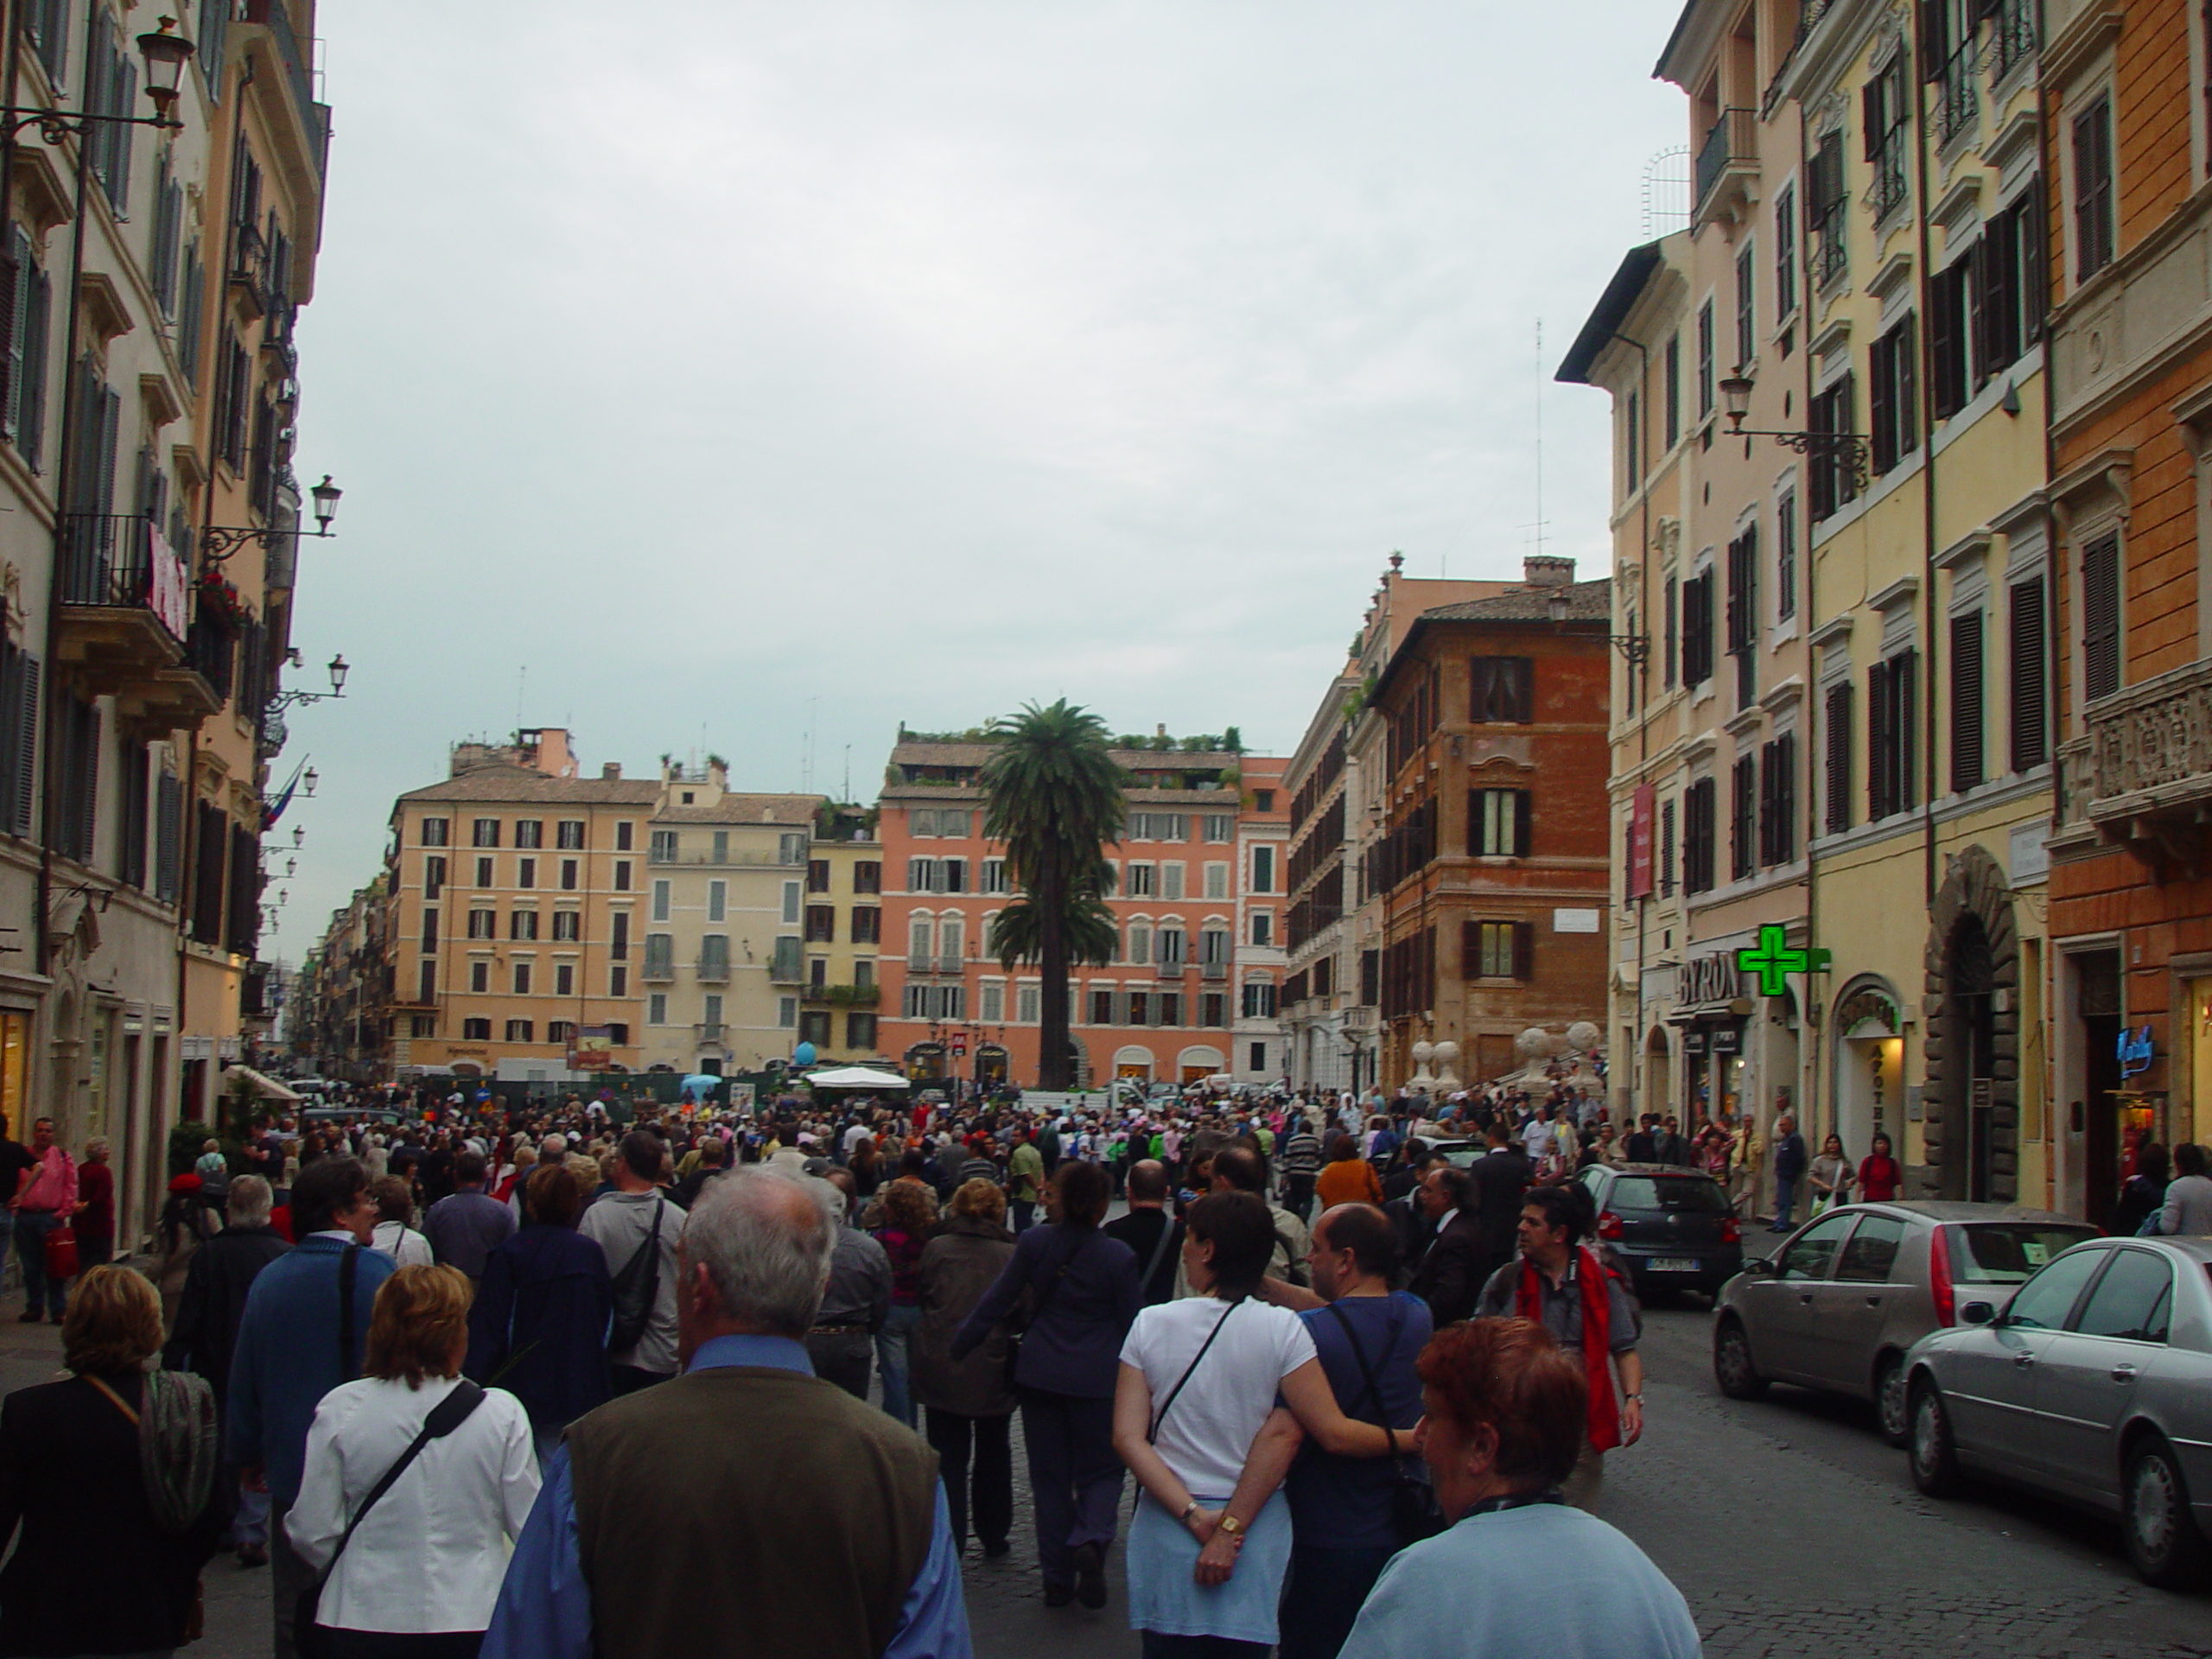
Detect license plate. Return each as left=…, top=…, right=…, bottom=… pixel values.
left=1648, top=1257, right=1700, bottom=1274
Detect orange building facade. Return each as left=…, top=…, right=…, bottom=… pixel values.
left=877, top=734, right=1285, bottom=1090
left=2042, top=0, right=2212, bottom=1222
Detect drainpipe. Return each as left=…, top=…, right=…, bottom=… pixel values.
left=2035, top=0, right=2063, bottom=1211
left=1911, top=6, right=1943, bottom=1198
left=1607, top=330, right=1654, bottom=1122
left=1800, top=92, right=1825, bottom=1159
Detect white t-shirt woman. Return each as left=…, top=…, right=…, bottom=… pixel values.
left=1112, top=1193, right=1406, bottom=1649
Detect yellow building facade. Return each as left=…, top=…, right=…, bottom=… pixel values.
left=1783, top=0, right=2054, bottom=1202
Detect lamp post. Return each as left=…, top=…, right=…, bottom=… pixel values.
left=267, top=653, right=348, bottom=716
left=1717, top=374, right=1872, bottom=493
left=201, top=474, right=344, bottom=565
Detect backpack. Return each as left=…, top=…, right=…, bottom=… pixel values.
left=607, top=1198, right=669, bottom=1354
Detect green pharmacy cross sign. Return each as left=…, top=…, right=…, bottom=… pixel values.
left=1735, top=925, right=1832, bottom=999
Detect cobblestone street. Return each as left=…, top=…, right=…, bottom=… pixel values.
left=9, top=1294, right=2211, bottom=1657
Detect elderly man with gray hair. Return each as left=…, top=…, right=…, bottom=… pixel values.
left=163, top=1173, right=291, bottom=1567
left=482, top=1168, right=971, bottom=1659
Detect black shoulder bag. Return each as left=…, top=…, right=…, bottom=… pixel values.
left=295, top=1382, right=487, bottom=1659
left=1325, top=1300, right=1444, bottom=1547
left=607, top=1197, right=667, bottom=1355
left=1006, top=1229, right=1085, bottom=1390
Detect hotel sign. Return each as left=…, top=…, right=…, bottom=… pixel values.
left=1681, top=954, right=1743, bottom=1006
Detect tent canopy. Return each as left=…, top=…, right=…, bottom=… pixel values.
left=223, top=1065, right=302, bottom=1103
left=805, top=1065, right=910, bottom=1090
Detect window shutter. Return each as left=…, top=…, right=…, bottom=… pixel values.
left=1895, top=649, right=1919, bottom=810
left=2009, top=577, right=2049, bottom=772
left=1861, top=79, right=1882, bottom=161
left=1949, top=610, right=1986, bottom=792
left=18, top=257, right=48, bottom=470
left=2080, top=533, right=2120, bottom=702
left=1461, top=919, right=1481, bottom=976
left=1916, top=0, right=1948, bottom=79
left=1513, top=922, right=1534, bottom=982
left=1506, top=658, right=1533, bottom=723
left=1469, top=657, right=1496, bottom=721
left=95, top=385, right=119, bottom=518
left=111, top=58, right=137, bottom=213
left=0, top=232, right=19, bottom=442
left=1866, top=659, right=1891, bottom=819
left=1514, top=790, right=1532, bottom=857
left=10, top=652, right=36, bottom=840
left=1822, top=680, right=1850, bottom=835
left=75, top=702, right=99, bottom=862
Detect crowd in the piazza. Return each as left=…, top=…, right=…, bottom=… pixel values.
left=0, top=1070, right=1805, bottom=1659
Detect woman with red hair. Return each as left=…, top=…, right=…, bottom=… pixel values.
left=1337, top=1319, right=1698, bottom=1659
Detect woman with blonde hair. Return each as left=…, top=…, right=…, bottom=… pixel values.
left=0, top=1265, right=226, bottom=1656
left=289, top=1265, right=538, bottom=1657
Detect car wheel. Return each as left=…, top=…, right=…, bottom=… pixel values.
left=2123, top=1435, right=2211, bottom=1590
left=1713, top=1317, right=1766, bottom=1400
left=1874, top=1355, right=1910, bottom=1447
left=1909, top=1379, right=1961, bottom=1498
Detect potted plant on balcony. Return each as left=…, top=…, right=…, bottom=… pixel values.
left=195, top=570, right=247, bottom=630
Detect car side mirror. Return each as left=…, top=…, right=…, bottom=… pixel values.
left=1960, top=1300, right=1996, bottom=1325
left=1743, top=1256, right=1773, bottom=1276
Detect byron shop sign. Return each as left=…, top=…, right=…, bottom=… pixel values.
left=1681, top=954, right=1744, bottom=1006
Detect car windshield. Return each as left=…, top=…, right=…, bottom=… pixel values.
left=1952, top=1224, right=2101, bottom=1283
left=1607, top=1176, right=1732, bottom=1214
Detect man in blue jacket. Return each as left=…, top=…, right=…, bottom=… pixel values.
left=228, top=1154, right=392, bottom=1659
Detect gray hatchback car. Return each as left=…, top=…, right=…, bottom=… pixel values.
left=1711, top=1201, right=2098, bottom=1445
left=1903, top=1236, right=2212, bottom=1587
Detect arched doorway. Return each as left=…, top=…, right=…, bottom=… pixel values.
left=1112, top=1046, right=1154, bottom=1084
left=903, top=1043, right=946, bottom=1084
left=1177, top=1046, right=1225, bottom=1084
left=1923, top=845, right=2019, bottom=1202
left=1831, top=978, right=1904, bottom=1168
left=976, top=1044, right=1008, bottom=1086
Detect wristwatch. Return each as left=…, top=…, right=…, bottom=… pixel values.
left=1623, top=1392, right=1643, bottom=1401
left=1218, top=1513, right=1246, bottom=1537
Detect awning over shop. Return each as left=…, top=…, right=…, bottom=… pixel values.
left=222, top=1065, right=302, bottom=1102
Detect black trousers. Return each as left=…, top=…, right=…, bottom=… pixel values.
left=324, top=1631, right=485, bottom=1659
left=925, top=1406, right=1013, bottom=1553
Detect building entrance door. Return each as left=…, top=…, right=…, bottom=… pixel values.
left=2075, top=950, right=2122, bottom=1230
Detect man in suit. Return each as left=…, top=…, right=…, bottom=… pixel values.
left=1466, top=1120, right=1534, bottom=1282
left=1408, top=1166, right=1486, bottom=1326
left=166, top=1175, right=290, bottom=1567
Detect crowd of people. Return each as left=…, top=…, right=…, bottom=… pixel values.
left=7, top=1070, right=2206, bottom=1658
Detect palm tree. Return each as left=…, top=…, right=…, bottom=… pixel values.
left=981, top=700, right=1126, bottom=1090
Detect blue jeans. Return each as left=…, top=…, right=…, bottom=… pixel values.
left=13, top=1211, right=65, bottom=1318
left=876, top=1303, right=921, bottom=1427
left=229, top=1471, right=270, bottom=1548
left=1773, top=1175, right=1798, bottom=1229
left=1279, top=1541, right=1398, bottom=1659
left=1011, top=1199, right=1036, bottom=1233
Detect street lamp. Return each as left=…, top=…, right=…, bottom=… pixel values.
left=267, top=653, right=349, bottom=718
left=302, top=767, right=319, bottom=798
left=1717, top=373, right=1871, bottom=492
left=5, top=16, right=194, bottom=140
left=202, top=474, right=345, bottom=565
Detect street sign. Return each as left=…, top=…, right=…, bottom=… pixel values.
left=1734, top=923, right=1832, bottom=999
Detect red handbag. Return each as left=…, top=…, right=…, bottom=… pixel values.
left=43, top=1224, right=78, bottom=1282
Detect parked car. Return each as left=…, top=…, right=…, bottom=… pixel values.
left=1712, top=1202, right=2099, bottom=1444
left=1903, top=1235, right=2212, bottom=1587
left=1572, top=1163, right=1742, bottom=1299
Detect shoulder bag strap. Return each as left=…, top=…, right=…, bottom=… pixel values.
left=1147, top=1298, right=1242, bottom=1445
left=1138, top=1214, right=1178, bottom=1291
left=309, top=1382, right=486, bottom=1599
left=1323, top=1298, right=1406, bottom=1429
left=336, top=1245, right=359, bottom=1382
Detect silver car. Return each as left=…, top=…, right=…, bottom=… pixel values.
left=1904, top=1235, right=2212, bottom=1587
left=1712, top=1202, right=2097, bottom=1444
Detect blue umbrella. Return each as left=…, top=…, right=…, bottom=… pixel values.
left=681, top=1074, right=723, bottom=1102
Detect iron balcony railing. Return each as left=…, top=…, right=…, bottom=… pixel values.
left=696, top=953, right=730, bottom=982
left=1934, top=37, right=1979, bottom=145
left=1989, top=0, right=2037, bottom=81
left=59, top=512, right=191, bottom=645
left=1694, top=109, right=1755, bottom=212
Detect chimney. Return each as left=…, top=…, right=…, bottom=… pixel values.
left=1156, top=723, right=1167, bottom=739
left=601, top=762, right=622, bottom=780
left=1523, top=555, right=1576, bottom=588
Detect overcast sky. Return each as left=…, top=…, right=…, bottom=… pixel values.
left=267, top=0, right=1685, bottom=960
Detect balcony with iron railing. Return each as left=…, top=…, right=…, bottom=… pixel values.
left=696, top=953, right=731, bottom=982
left=2066, top=660, right=2212, bottom=865
left=640, top=949, right=677, bottom=982
left=1933, top=37, right=1979, bottom=147
left=695, top=1021, right=724, bottom=1043
left=55, top=513, right=222, bottom=734
left=1694, top=108, right=1758, bottom=227
left=1988, top=0, right=2037, bottom=82
left=229, top=221, right=270, bottom=319
left=802, top=983, right=881, bottom=1007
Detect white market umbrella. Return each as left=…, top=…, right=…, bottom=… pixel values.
left=805, top=1065, right=911, bottom=1090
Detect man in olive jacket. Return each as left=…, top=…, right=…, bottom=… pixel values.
left=481, top=1169, right=972, bottom=1659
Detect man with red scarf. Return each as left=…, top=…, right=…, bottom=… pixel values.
left=1473, top=1185, right=1642, bottom=1510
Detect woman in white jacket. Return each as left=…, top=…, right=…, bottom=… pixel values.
left=289, top=1264, right=539, bottom=1659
